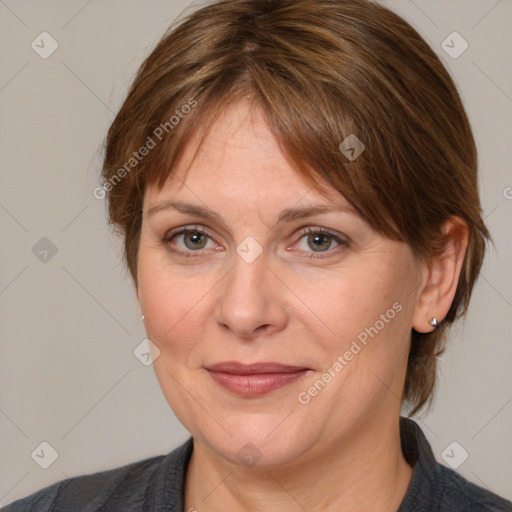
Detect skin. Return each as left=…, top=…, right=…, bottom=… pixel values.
left=136, top=100, right=468, bottom=511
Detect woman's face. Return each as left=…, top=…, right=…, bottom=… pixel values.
left=137, top=100, right=425, bottom=466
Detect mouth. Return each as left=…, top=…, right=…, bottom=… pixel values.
left=205, top=361, right=310, bottom=397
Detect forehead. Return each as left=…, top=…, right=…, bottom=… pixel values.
left=144, top=99, right=348, bottom=211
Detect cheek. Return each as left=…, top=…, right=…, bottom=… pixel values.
left=299, top=256, right=415, bottom=374
left=295, top=266, right=398, bottom=344
left=137, top=250, right=209, bottom=361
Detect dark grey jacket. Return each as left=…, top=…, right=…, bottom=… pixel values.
left=4, top=418, right=512, bottom=511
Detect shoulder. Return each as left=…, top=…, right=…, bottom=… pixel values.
left=399, top=417, right=512, bottom=512
left=436, top=464, right=512, bottom=512
left=2, top=438, right=193, bottom=512
left=2, top=457, right=164, bottom=512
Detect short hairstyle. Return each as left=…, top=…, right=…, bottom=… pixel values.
left=101, top=0, right=491, bottom=415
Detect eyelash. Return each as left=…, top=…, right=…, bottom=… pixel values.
left=295, top=227, right=349, bottom=259
left=162, top=225, right=349, bottom=259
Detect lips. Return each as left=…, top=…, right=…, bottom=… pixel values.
left=205, top=361, right=309, bottom=397
left=206, top=361, right=308, bottom=374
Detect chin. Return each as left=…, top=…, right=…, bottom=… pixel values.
left=192, top=413, right=318, bottom=468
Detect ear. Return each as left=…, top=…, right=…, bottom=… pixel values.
left=412, top=217, right=469, bottom=333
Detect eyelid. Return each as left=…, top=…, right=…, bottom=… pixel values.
left=162, top=225, right=222, bottom=257
left=295, top=226, right=349, bottom=243
left=163, top=224, right=213, bottom=241
left=289, top=226, right=350, bottom=259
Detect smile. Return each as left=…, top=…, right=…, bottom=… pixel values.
left=205, top=362, right=310, bottom=397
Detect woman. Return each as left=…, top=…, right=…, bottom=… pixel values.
left=5, top=0, right=511, bottom=510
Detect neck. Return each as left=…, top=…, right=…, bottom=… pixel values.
left=184, top=416, right=413, bottom=512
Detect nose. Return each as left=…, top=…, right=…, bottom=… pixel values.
left=215, top=249, right=288, bottom=339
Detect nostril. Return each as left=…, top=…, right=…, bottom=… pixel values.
left=255, top=324, right=270, bottom=333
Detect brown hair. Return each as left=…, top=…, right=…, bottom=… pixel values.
left=101, top=0, right=490, bottom=415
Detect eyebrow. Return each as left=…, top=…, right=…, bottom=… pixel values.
left=147, top=200, right=356, bottom=224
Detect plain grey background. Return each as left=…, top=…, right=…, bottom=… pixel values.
left=1, top=0, right=511, bottom=506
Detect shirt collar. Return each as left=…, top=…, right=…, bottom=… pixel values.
left=398, top=416, right=442, bottom=511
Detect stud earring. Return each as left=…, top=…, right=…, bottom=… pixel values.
left=429, top=317, right=439, bottom=329
left=141, top=314, right=145, bottom=321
